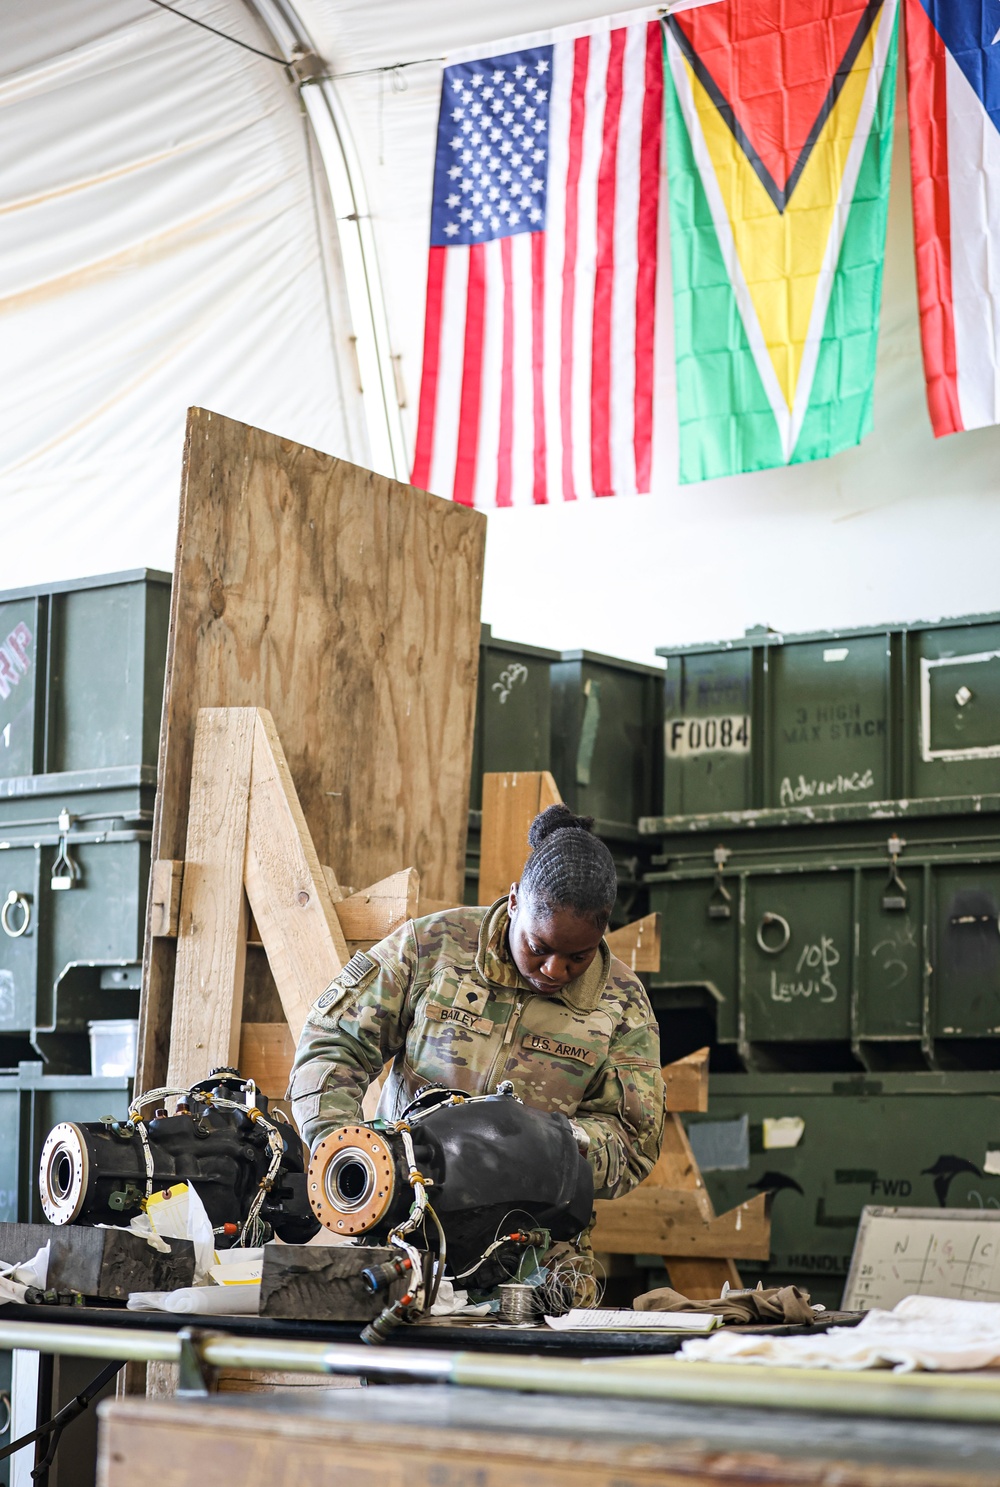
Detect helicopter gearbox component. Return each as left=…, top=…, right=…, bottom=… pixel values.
left=306, top=1088, right=594, bottom=1276
left=38, top=1071, right=320, bottom=1247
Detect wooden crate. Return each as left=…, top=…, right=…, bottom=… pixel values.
left=99, top=1383, right=1000, bottom=1487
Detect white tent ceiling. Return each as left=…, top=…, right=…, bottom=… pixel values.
left=2, top=1, right=999, bottom=663
left=0, top=1, right=363, bottom=584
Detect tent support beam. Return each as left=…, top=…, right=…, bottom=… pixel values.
left=243, top=0, right=410, bottom=482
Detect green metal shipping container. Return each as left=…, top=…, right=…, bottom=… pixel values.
left=681, top=1071, right=1000, bottom=1310
left=658, top=612, right=1000, bottom=820
left=466, top=637, right=657, bottom=920
left=469, top=626, right=559, bottom=811
left=0, top=824, right=148, bottom=1063
left=647, top=802, right=1000, bottom=1072
left=0, top=571, right=169, bottom=1068
left=550, top=650, right=664, bottom=840
left=0, top=570, right=170, bottom=782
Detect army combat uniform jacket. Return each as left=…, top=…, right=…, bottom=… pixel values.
left=289, top=899, right=665, bottom=1200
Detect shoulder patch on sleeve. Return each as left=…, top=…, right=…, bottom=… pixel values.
left=341, top=950, right=379, bottom=987
left=313, top=982, right=344, bottom=1013
left=312, top=952, right=381, bottom=1014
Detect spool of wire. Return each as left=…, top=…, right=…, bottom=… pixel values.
left=497, top=1282, right=537, bottom=1324
left=539, top=1252, right=605, bottom=1315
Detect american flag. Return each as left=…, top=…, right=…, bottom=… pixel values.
left=411, top=12, right=664, bottom=507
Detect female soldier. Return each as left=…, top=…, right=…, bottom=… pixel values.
left=290, top=805, right=665, bottom=1199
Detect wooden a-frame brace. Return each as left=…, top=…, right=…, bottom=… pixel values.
left=153, top=707, right=428, bottom=1096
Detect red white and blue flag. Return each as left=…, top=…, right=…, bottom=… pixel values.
left=410, top=10, right=664, bottom=506
left=905, top=0, right=1000, bottom=435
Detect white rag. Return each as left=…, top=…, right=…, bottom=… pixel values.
left=679, top=1294, right=1000, bottom=1373
left=127, top=1283, right=260, bottom=1316
left=0, top=1244, right=50, bottom=1304
left=430, top=1279, right=492, bottom=1318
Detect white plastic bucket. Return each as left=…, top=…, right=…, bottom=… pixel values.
left=87, top=1019, right=138, bottom=1078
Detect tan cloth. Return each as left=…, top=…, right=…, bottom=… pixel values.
left=633, top=1283, right=816, bottom=1326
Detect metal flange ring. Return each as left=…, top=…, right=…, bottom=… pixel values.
left=756, top=912, right=791, bottom=956
left=39, top=1123, right=89, bottom=1224
left=1, top=892, right=30, bottom=939
left=308, top=1125, right=397, bottom=1236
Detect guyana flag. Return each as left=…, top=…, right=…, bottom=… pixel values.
left=665, top=0, right=900, bottom=483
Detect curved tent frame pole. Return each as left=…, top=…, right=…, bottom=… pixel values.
left=246, top=0, right=409, bottom=482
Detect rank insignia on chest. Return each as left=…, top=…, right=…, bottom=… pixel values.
left=521, top=1032, right=596, bottom=1066
left=454, top=980, right=489, bottom=1016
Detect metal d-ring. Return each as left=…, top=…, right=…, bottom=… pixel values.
left=756, top=912, right=790, bottom=956
left=1, top=891, right=30, bottom=939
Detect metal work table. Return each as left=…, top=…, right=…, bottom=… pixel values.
left=0, top=1305, right=883, bottom=1487
left=0, top=1302, right=860, bottom=1357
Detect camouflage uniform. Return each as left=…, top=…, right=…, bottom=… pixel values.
left=289, top=899, right=665, bottom=1200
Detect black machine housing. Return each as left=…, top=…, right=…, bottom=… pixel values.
left=319, top=1088, right=595, bottom=1283
left=38, top=1071, right=319, bottom=1246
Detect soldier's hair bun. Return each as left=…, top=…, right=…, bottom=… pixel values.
left=521, top=805, right=616, bottom=929
left=527, top=803, right=595, bottom=848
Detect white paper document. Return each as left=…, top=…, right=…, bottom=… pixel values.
left=544, top=1308, right=720, bottom=1332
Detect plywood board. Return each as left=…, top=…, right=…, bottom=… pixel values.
left=139, top=409, right=485, bottom=1089
left=479, top=770, right=562, bottom=904
left=417, top=897, right=465, bottom=916
left=238, top=1022, right=297, bottom=1103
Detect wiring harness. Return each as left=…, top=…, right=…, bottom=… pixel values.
left=307, top=1083, right=595, bottom=1343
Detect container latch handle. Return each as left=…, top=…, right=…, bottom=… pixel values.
left=51, top=809, right=80, bottom=891
left=708, top=845, right=732, bottom=920
left=882, top=834, right=907, bottom=912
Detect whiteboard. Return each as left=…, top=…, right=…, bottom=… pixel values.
left=843, top=1207, right=1000, bottom=1312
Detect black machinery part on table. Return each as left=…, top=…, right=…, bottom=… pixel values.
left=38, top=1072, right=319, bottom=1247
left=322, top=1091, right=594, bottom=1278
